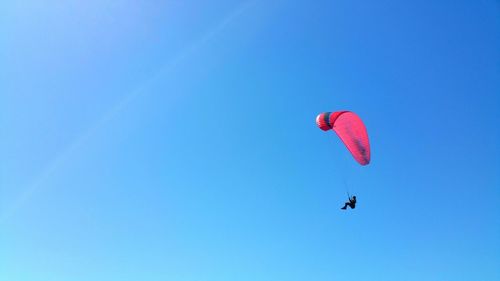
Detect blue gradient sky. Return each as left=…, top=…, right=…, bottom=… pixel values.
left=1, top=1, right=499, bottom=280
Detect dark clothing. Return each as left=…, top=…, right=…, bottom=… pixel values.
left=341, top=196, right=356, bottom=210
left=341, top=202, right=356, bottom=209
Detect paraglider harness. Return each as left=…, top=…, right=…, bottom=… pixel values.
left=341, top=193, right=357, bottom=210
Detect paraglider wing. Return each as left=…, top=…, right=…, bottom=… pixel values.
left=316, top=111, right=371, bottom=165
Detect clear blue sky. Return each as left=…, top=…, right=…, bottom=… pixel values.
left=1, top=1, right=499, bottom=280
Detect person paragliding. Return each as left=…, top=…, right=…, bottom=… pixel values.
left=316, top=111, right=370, bottom=211
left=340, top=195, right=357, bottom=210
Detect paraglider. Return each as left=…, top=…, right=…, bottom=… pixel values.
left=316, top=111, right=370, bottom=210
left=316, top=111, right=370, bottom=165
left=340, top=195, right=357, bottom=210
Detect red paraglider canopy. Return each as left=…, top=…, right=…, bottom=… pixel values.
left=316, top=111, right=371, bottom=165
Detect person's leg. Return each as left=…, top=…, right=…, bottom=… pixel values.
left=341, top=203, right=348, bottom=209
